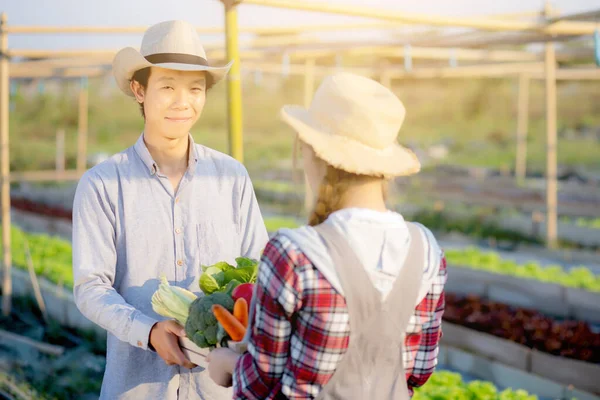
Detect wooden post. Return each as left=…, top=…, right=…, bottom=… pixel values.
left=516, top=74, right=530, bottom=184
left=380, top=59, right=392, bottom=88
left=0, top=13, right=12, bottom=316
left=76, top=77, right=88, bottom=174
left=56, top=128, right=65, bottom=172
left=303, top=58, right=315, bottom=108
left=544, top=2, right=558, bottom=249
left=223, top=0, right=244, bottom=163
left=303, top=58, right=315, bottom=213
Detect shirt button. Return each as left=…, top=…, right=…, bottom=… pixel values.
left=177, top=260, right=183, bottom=266
left=175, top=197, right=180, bottom=204
left=175, top=228, right=182, bottom=234
left=137, top=341, right=142, bottom=347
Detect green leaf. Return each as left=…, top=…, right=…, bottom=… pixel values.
left=235, top=257, right=258, bottom=269
left=202, top=261, right=234, bottom=273
left=199, top=267, right=226, bottom=294
left=223, top=264, right=258, bottom=284
left=220, top=279, right=242, bottom=296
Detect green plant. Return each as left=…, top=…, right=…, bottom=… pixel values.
left=446, top=247, right=600, bottom=292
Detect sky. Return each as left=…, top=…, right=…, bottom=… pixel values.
left=3, top=0, right=600, bottom=51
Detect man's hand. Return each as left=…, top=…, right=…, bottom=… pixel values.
left=149, top=320, right=196, bottom=369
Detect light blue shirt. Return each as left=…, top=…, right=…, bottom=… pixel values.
left=72, top=133, right=269, bottom=399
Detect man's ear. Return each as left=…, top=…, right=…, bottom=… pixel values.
left=130, top=80, right=145, bottom=104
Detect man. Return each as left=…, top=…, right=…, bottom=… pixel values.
left=72, top=20, right=269, bottom=399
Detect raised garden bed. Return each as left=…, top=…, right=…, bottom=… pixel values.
left=442, top=293, right=600, bottom=394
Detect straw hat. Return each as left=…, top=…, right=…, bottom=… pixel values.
left=281, top=72, right=421, bottom=178
left=112, top=20, right=232, bottom=97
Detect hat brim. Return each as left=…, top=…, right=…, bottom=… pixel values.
left=113, top=47, right=232, bottom=97
left=280, top=105, right=421, bottom=178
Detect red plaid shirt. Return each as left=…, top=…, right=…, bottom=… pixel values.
left=233, top=233, right=447, bottom=399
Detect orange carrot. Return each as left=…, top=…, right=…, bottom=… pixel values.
left=233, top=298, right=249, bottom=328
left=212, top=304, right=246, bottom=341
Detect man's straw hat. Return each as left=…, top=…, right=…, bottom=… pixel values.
left=112, top=20, right=232, bottom=96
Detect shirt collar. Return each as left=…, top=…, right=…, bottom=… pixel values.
left=133, top=132, right=199, bottom=176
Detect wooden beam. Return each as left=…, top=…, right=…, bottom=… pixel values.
left=545, top=3, right=558, bottom=249
left=516, top=74, right=530, bottom=183
left=5, top=22, right=402, bottom=35
left=303, top=58, right=315, bottom=213
left=76, top=77, right=88, bottom=174
left=8, top=49, right=116, bottom=59
left=0, top=12, right=12, bottom=317
left=9, top=169, right=82, bottom=182
left=242, top=0, right=599, bottom=36
left=224, top=0, right=244, bottom=163
left=55, top=129, right=65, bottom=172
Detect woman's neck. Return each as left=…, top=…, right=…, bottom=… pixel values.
left=338, top=180, right=388, bottom=212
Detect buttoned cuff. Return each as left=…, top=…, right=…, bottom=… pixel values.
left=128, top=312, right=158, bottom=351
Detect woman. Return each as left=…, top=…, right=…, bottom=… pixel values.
left=207, top=72, right=447, bottom=399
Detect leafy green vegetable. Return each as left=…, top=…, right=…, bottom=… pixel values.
left=185, top=292, right=235, bottom=348
left=199, top=257, right=259, bottom=295
left=201, top=261, right=234, bottom=273
left=413, top=371, right=538, bottom=400
left=446, top=247, right=600, bottom=292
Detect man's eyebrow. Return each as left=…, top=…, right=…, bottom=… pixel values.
left=191, top=78, right=206, bottom=84
left=157, top=76, right=175, bottom=82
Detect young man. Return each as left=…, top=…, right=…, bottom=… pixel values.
left=72, top=20, right=269, bottom=400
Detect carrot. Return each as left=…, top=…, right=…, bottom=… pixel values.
left=233, top=298, right=249, bottom=328
left=212, top=304, right=246, bottom=341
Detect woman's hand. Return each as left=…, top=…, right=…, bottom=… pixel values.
left=206, top=347, right=240, bottom=387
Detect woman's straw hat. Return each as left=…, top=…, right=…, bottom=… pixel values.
left=281, top=72, right=421, bottom=178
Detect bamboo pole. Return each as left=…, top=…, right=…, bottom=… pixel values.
left=76, top=77, right=89, bottom=174
left=545, top=1, right=558, bottom=249
left=242, top=0, right=598, bottom=36
left=5, top=22, right=401, bottom=35
left=10, top=67, right=106, bottom=79
left=223, top=1, right=244, bottom=163
left=303, top=58, right=315, bottom=213
left=9, top=169, right=82, bottom=182
left=303, top=58, right=315, bottom=108
left=8, top=49, right=117, bottom=58
left=380, top=60, right=392, bottom=88
left=0, top=13, right=12, bottom=317
left=24, top=238, right=48, bottom=322
left=516, top=75, right=530, bottom=184
left=56, top=129, right=65, bottom=172
left=242, top=61, right=600, bottom=81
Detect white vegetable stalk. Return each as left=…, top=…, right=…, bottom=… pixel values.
left=151, top=275, right=197, bottom=326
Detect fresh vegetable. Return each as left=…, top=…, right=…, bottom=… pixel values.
left=199, top=257, right=259, bottom=295
left=185, top=292, right=235, bottom=348
left=446, top=247, right=600, bottom=292
left=232, top=283, right=254, bottom=306
left=413, top=371, right=538, bottom=400
left=212, top=304, right=246, bottom=341
left=233, top=298, right=249, bottom=328
left=151, top=276, right=197, bottom=326
left=444, top=294, right=600, bottom=363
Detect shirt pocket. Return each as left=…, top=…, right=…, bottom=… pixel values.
left=195, top=218, right=239, bottom=268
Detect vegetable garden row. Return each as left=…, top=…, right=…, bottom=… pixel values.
left=3, top=222, right=600, bottom=398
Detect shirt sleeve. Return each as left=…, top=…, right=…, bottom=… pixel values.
left=238, top=167, right=269, bottom=260
left=72, top=171, right=158, bottom=350
left=232, top=235, right=302, bottom=399
left=405, top=254, right=448, bottom=394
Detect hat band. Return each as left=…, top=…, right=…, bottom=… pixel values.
left=144, top=53, right=208, bottom=66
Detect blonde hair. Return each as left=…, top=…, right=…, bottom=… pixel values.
left=293, top=135, right=390, bottom=226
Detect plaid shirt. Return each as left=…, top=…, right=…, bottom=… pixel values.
left=232, top=233, right=447, bottom=399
